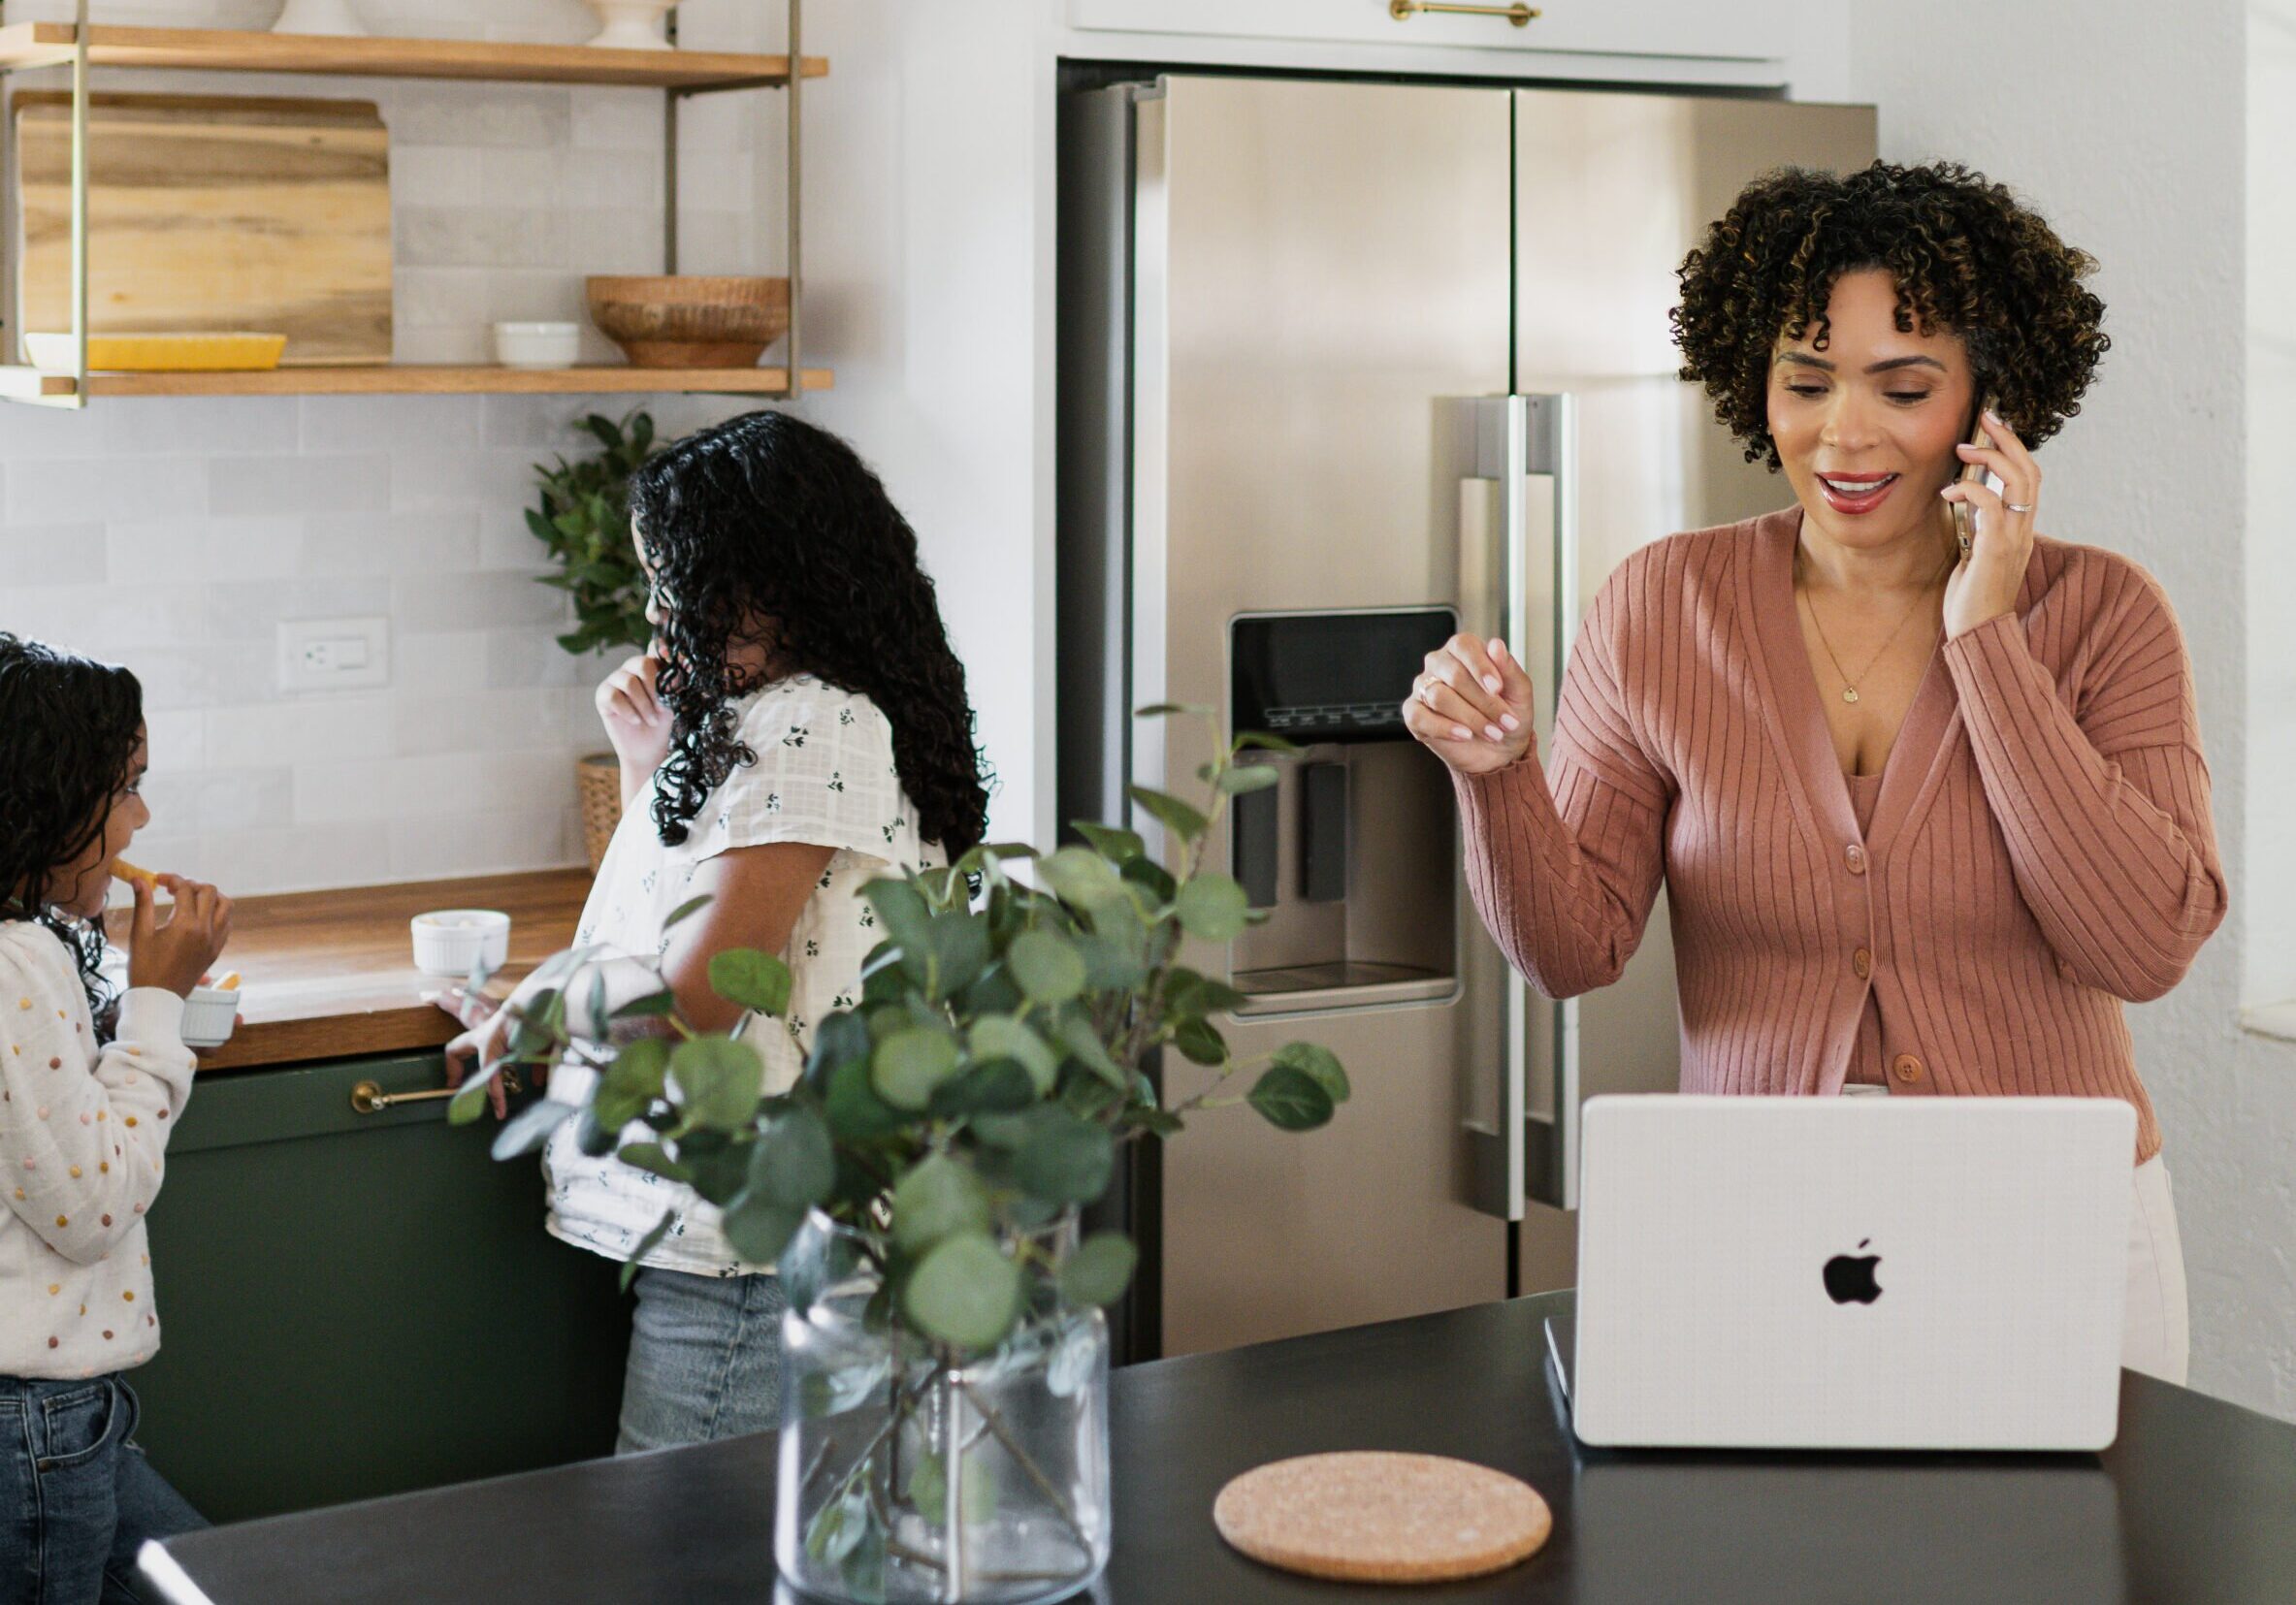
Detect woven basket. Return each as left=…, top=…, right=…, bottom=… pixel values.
left=576, top=753, right=624, bottom=873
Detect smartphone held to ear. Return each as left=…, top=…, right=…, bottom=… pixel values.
left=1951, top=395, right=2004, bottom=558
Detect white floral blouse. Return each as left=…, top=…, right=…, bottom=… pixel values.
left=543, top=676, right=941, bottom=1277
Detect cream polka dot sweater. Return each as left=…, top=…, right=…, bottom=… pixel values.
left=0, top=921, right=193, bottom=1380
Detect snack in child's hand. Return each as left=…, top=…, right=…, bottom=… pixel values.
left=215, top=973, right=242, bottom=991
left=111, top=856, right=158, bottom=889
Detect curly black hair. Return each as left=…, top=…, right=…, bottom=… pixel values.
left=1671, top=160, right=2109, bottom=469
left=0, top=634, right=143, bottom=1014
left=629, top=410, right=991, bottom=862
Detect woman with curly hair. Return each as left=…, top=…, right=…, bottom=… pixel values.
left=1405, top=161, right=2224, bottom=1383
left=447, top=410, right=989, bottom=1451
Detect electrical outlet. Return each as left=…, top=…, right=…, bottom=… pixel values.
left=278, top=617, right=390, bottom=693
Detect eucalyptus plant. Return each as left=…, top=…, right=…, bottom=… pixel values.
left=449, top=705, right=1349, bottom=1356
left=527, top=409, right=662, bottom=658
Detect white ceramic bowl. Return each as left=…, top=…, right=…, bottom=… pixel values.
left=492, top=321, right=582, bottom=370
left=410, top=910, right=512, bottom=979
left=180, top=986, right=240, bottom=1050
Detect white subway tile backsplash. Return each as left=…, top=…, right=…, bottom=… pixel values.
left=209, top=454, right=392, bottom=518
left=301, top=511, right=482, bottom=577
left=10, top=1, right=773, bottom=896
left=205, top=576, right=395, bottom=642
left=0, top=524, right=107, bottom=587
left=7, top=456, right=208, bottom=525
left=392, top=570, right=566, bottom=632
left=208, top=697, right=397, bottom=769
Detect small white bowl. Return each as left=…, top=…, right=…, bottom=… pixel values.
left=411, top=910, right=512, bottom=978
left=492, top=321, right=582, bottom=369
left=181, top=986, right=240, bottom=1050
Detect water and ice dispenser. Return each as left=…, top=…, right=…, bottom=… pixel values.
left=1226, top=609, right=1462, bottom=1011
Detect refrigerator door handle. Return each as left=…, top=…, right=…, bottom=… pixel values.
left=1517, top=393, right=1576, bottom=1210
left=1446, top=392, right=1572, bottom=1220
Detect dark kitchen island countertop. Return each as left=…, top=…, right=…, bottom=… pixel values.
left=143, top=1290, right=2296, bottom=1603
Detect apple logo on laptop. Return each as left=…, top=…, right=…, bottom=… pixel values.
left=1823, top=1239, right=1883, bottom=1305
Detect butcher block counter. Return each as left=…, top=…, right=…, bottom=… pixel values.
left=109, top=869, right=593, bottom=1072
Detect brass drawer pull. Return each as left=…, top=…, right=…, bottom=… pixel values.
left=1389, top=1, right=1539, bottom=26
left=352, top=1071, right=521, bottom=1115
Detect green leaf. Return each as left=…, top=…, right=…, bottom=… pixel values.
left=1274, top=1041, right=1351, bottom=1105
left=823, top=1055, right=907, bottom=1140
left=1172, top=1017, right=1227, bottom=1066
left=923, top=911, right=990, bottom=997
left=968, top=1014, right=1059, bottom=1095
left=662, top=894, right=712, bottom=933
left=669, top=1036, right=765, bottom=1129
left=1035, top=846, right=1128, bottom=909
left=447, top=1075, right=494, bottom=1126
left=862, top=877, right=935, bottom=956
left=617, top=1140, right=692, bottom=1183
left=1246, top=1064, right=1337, bottom=1132
left=1175, top=874, right=1250, bottom=941
left=891, top=1154, right=992, bottom=1253
left=1215, top=763, right=1281, bottom=795
left=1075, top=933, right=1148, bottom=992
left=931, top=1058, right=1040, bottom=1116
left=904, top=1448, right=999, bottom=1528
left=1128, top=1107, right=1184, bottom=1138
left=1233, top=730, right=1304, bottom=754
left=1071, top=821, right=1147, bottom=862
left=1015, top=1109, right=1116, bottom=1204
left=1058, top=1233, right=1139, bottom=1309
left=804, top=1010, right=872, bottom=1093
left=603, top=1036, right=670, bottom=1103
left=1053, top=1013, right=1128, bottom=1090
left=870, top=1026, right=962, bottom=1110
left=1165, top=968, right=1247, bottom=1018
left=1127, top=784, right=1209, bottom=845
left=1133, top=701, right=1212, bottom=720
left=903, top=1233, right=1021, bottom=1350
left=612, top=989, right=679, bottom=1021
left=1119, top=855, right=1178, bottom=905
left=620, top=1209, right=676, bottom=1291
left=708, top=949, right=793, bottom=1015
left=1007, top=930, right=1087, bottom=1005
left=749, top=1107, right=835, bottom=1208
left=721, top=1193, right=806, bottom=1266
left=490, top=1097, right=576, bottom=1159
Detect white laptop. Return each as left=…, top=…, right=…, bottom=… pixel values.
left=1562, top=1095, right=2137, bottom=1452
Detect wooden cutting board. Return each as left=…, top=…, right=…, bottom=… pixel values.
left=15, top=90, right=392, bottom=367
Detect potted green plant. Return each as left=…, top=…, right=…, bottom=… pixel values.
left=526, top=409, right=663, bottom=868
left=453, top=709, right=1346, bottom=1605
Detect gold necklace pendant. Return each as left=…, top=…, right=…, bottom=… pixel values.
left=1842, top=687, right=1860, bottom=704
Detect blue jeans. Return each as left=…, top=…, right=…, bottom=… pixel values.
left=616, top=1269, right=790, bottom=1455
left=0, top=1374, right=205, bottom=1605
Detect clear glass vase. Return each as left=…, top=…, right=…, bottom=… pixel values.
left=774, top=1211, right=1114, bottom=1605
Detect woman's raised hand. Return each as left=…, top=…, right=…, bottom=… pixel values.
left=1404, top=634, right=1536, bottom=776
left=597, top=645, right=674, bottom=793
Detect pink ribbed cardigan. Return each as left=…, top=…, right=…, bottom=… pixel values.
left=1454, top=507, right=2227, bottom=1164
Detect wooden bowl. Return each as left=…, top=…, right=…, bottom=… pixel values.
left=585, top=275, right=790, bottom=369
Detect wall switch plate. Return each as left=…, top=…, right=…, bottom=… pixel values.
left=277, top=617, right=390, bottom=693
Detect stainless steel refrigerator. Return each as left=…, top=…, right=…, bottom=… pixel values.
left=1058, top=73, right=1874, bottom=1360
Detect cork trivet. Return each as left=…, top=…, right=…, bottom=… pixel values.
left=1213, top=1452, right=1552, bottom=1585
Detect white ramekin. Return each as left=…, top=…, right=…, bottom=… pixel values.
left=180, top=986, right=240, bottom=1050
left=492, top=321, right=582, bottom=369
left=410, top=910, right=513, bottom=978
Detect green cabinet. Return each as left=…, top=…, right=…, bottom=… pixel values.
left=129, top=1051, right=632, bottom=1524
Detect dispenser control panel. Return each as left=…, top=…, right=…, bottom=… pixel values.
left=1229, top=608, right=1457, bottom=745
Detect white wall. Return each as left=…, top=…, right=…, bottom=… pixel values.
left=2248, top=0, right=2296, bottom=1021
left=1848, top=0, right=2296, bottom=1422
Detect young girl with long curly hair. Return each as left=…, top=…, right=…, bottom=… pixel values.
left=447, top=411, right=989, bottom=1452
left=0, top=635, right=233, bottom=1598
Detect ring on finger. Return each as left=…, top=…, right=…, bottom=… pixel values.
left=2005, top=499, right=2035, bottom=514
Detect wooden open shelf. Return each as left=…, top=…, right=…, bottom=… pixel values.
left=0, top=364, right=834, bottom=399
left=0, top=22, right=827, bottom=91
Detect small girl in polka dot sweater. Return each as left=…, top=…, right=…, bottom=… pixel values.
left=0, top=635, right=232, bottom=1599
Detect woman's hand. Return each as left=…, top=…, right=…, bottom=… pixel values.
left=597, top=647, right=674, bottom=800
left=125, top=875, right=232, bottom=999
left=1941, top=407, right=2040, bottom=640
left=1403, top=634, right=1536, bottom=777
